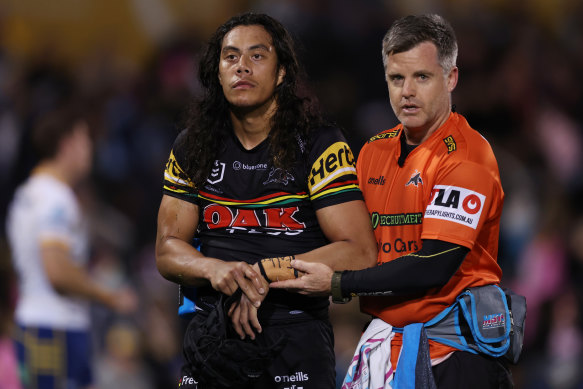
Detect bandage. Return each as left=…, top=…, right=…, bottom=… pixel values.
left=257, top=255, right=303, bottom=282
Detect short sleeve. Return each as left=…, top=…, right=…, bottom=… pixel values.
left=162, top=131, right=199, bottom=204
left=37, top=197, right=76, bottom=248
left=421, top=160, right=503, bottom=248
left=306, top=127, right=363, bottom=209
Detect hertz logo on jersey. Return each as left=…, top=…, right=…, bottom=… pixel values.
left=424, top=185, right=485, bottom=229
left=308, top=142, right=356, bottom=195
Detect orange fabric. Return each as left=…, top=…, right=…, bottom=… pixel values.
left=356, top=112, right=504, bottom=363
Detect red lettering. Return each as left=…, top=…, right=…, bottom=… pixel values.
left=264, top=207, right=305, bottom=229
left=203, top=204, right=232, bottom=229
left=232, top=209, right=260, bottom=227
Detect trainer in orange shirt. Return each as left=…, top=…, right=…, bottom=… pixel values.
left=271, top=14, right=512, bottom=389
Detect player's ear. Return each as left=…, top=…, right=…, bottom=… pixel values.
left=276, top=66, right=286, bottom=86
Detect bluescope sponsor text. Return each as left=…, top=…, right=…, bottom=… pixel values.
left=308, top=142, right=356, bottom=193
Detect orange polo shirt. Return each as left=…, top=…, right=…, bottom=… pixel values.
left=356, top=112, right=503, bottom=368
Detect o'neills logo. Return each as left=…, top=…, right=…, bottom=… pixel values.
left=275, top=371, right=309, bottom=383
left=368, top=175, right=385, bottom=185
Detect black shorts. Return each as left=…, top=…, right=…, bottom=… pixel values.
left=432, top=351, right=514, bottom=389
left=251, top=311, right=336, bottom=389
left=179, top=309, right=336, bottom=389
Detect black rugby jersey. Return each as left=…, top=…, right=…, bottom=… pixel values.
left=163, top=126, right=362, bottom=312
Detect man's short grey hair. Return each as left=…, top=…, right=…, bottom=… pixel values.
left=382, top=14, right=458, bottom=73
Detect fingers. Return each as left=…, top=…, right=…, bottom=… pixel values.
left=269, top=278, right=305, bottom=290
left=229, top=302, right=245, bottom=339
left=246, top=264, right=266, bottom=294
left=289, top=259, right=317, bottom=273
left=229, top=295, right=261, bottom=340
left=233, top=270, right=263, bottom=308
left=212, top=262, right=266, bottom=306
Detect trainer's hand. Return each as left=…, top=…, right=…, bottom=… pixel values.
left=269, top=260, right=333, bottom=296
left=208, top=261, right=265, bottom=307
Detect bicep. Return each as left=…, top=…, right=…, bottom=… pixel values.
left=156, top=194, right=199, bottom=246
left=315, top=200, right=372, bottom=241
left=40, top=241, right=73, bottom=288
left=315, top=200, right=377, bottom=265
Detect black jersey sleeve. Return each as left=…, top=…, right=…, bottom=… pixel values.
left=340, top=239, right=469, bottom=296
left=162, top=130, right=199, bottom=204
left=306, top=126, right=363, bottom=209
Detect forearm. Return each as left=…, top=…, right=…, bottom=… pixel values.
left=155, top=236, right=219, bottom=287
left=44, top=254, right=117, bottom=309
left=339, top=240, right=468, bottom=297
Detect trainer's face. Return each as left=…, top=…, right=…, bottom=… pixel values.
left=385, top=41, right=457, bottom=143
left=218, top=25, right=285, bottom=111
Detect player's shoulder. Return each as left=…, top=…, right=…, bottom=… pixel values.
left=308, top=125, right=348, bottom=145
left=167, top=129, right=190, bottom=168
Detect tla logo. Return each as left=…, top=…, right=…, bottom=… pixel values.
left=424, top=185, right=485, bottom=229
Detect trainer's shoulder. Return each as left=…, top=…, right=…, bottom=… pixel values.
left=365, top=127, right=402, bottom=144
left=445, top=114, right=499, bottom=169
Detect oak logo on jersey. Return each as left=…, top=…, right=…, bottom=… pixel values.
left=207, top=160, right=225, bottom=184
left=308, top=142, right=356, bottom=194
left=406, top=170, right=423, bottom=187
left=203, top=204, right=305, bottom=232
left=443, top=135, right=457, bottom=153
left=424, top=185, right=485, bottom=229
left=367, top=129, right=400, bottom=143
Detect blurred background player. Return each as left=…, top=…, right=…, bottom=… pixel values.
left=6, top=105, right=138, bottom=389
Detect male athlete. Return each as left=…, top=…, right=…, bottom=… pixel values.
left=155, top=12, right=377, bottom=388
left=272, top=14, right=514, bottom=388
left=6, top=105, right=137, bottom=389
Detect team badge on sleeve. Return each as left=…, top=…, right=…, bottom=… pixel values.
left=424, top=185, right=485, bottom=229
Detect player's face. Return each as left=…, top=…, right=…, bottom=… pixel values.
left=68, top=121, right=93, bottom=178
left=218, top=25, right=285, bottom=112
left=385, top=41, right=458, bottom=143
